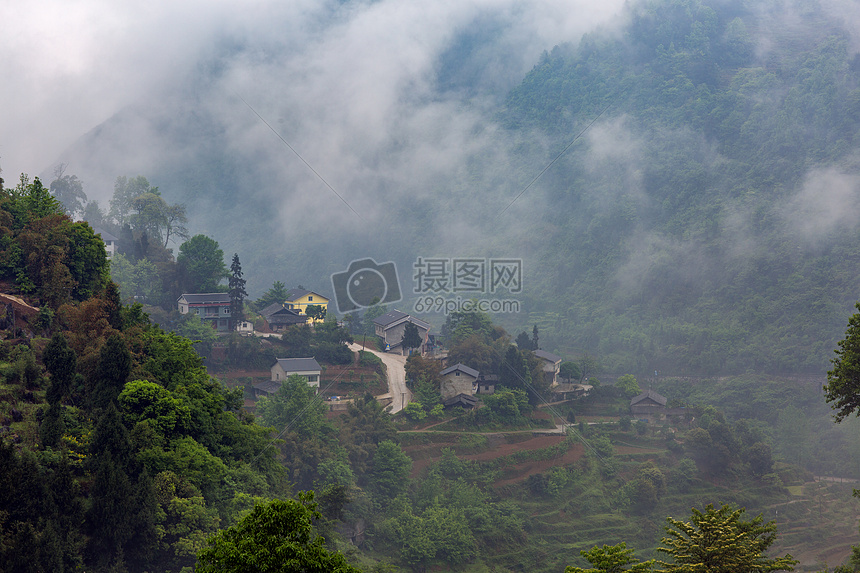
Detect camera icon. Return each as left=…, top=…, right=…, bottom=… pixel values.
left=331, top=258, right=402, bottom=313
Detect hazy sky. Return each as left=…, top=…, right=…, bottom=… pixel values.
left=0, top=0, right=626, bottom=183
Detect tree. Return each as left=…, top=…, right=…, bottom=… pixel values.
left=177, top=235, right=226, bottom=293
left=256, top=375, right=330, bottom=438
left=401, top=321, right=423, bottom=354
left=532, top=324, right=540, bottom=350
left=90, top=334, right=132, bottom=409
left=162, top=203, right=189, bottom=247
left=578, top=354, right=602, bottom=382
left=82, top=200, right=105, bottom=226
left=130, top=191, right=168, bottom=240
left=825, top=302, right=860, bottom=422
left=49, top=166, right=87, bottom=218
left=109, top=175, right=153, bottom=227
left=306, top=304, right=326, bottom=322
left=43, top=332, right=77, bottom=404
left=255, top=281, right=291, bottom=311
left=566, top=542, right=654, bottom=573
left=228, top=254, right=247, bottom=331
left=560, top=361, right=582, bottom=383
left=616, top=374, right=641, bottom=398
left=370, top=440, right=412, bottom=500
left=195, top=494, right=362, bottom=573
left=658, top=504, right=797, bottom=573
left=515, top=331, right=535, bottom=350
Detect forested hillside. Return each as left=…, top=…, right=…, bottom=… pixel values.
left=49, top=0, right=860, bottom=376
left=503, top=0, right=860, bottom=374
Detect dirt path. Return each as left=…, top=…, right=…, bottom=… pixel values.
left=349, top=343, right=411, bottom=413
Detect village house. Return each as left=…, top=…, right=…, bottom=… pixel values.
left=254, top=357, right=323, bottom=397
left=284, top=289, right=330, bottom=323
left=177, top=293, right=231, bottom=332
left=259, top=302, right=309, bottom=332
left=534, top=349, right=563, bottom=386
left=439, top=363, right=479, bottom=399
left=373, top=310, right=431, bottom=355
left=476, top=373, right=498, bottom=395
left=630, top=389, right=668, bottom=418
left=92, top=227, right=118, bottom=259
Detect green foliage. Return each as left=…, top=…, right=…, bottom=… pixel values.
left=256, top=375, right=330, bottom=438
left=566, top=542, right=654, bottom=573
left=658, top=504, right=797, bottom=573
left=195, top=494, right=362, bottom=573
left=370, top=440, right=412, bottom=500
left=255, top=281, right=291, bottom=311
left=825, top=302, right=860, bottom=422
left=400, top=321, right=423, bottom=352
left=403, top=401, right=427, bottom=421
left=616, top=374, right=640, bottom=398
left=118, top=380, right=192, bottom=437
left=177, top=234, right=226, bottom=293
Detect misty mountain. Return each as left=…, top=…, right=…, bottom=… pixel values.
left=53, top=0, right=860, bottom=375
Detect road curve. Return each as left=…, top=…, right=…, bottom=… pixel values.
left=348, top=343, right=411, bottom=413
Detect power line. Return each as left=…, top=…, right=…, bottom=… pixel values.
left=234, top=92, right=365, bottom=221
left=498, top=104, right=610, bottom=218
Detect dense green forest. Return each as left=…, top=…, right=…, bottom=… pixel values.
left=501, top=0, right=860, bottom=374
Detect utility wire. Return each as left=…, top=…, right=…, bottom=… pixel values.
left=498, top=104, right=611, bottom=218
left=252, top=365, right=352, bottom=464
left=234, top=92, right=365, bottom=221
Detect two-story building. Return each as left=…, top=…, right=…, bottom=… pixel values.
left=534, top=349, right=563, bottom=386
left=439, top=363, right=479, bottom=399
left=373, top=310, right=430, bottom=355
left=254, top=357, right=323, bottom=397
left=284, top=289, right=330, bottom=323
left=177, top=293, right=231, bottom=332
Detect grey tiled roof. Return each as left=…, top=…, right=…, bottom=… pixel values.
left=179, top=293, right=230, bottom=304
left=373, top=310, right=430, bottom=330
left=274, top=357, right=321, bottom=372
left=630, top=389, right=667, bottom=406
left=373, top=310, right=409, bottom=327
left=534, top=349, right=562, bottom=363
left=92, top=227, right=119, bottom=242
left=440, top=363, right=479, bottom=378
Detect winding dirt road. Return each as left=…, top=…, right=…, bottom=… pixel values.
left=348, top=343, right=411, bottom=413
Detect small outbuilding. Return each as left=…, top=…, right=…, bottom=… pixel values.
left=630, top=389, right=668, bottom=418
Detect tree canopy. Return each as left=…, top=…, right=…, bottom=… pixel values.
left=658, top=504, right=797, bottom=573
left=195, top=494, right=362, bottom=573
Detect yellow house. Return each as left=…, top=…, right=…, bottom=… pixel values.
left=284, top=289, right=330, bottom=323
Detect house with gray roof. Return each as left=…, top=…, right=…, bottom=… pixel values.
left=630, top=389, right=668, bottom=418
left=255, top=357, right=323, bottom=397
left=260, top=303, right=308, bottom=331
left=372, top=310, right=431, bottom=355
left=534, top=349, right=563, bottom=386
left=178, top=293, right=231, bottom=332
left=439, top=363, right=479, bottom=399
left=92, top=227, right=118, bottom=259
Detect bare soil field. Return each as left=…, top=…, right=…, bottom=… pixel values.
left=405, top=432, right=585, bottom=485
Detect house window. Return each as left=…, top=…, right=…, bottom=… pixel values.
left=308, top=296, right=313, bottom=301
left=455, top=371, right=460, bottom=376
left=223, top=307, right=230, bottom=315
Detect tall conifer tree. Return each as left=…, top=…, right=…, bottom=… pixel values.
left=228, top=253, right=247, bottom=331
